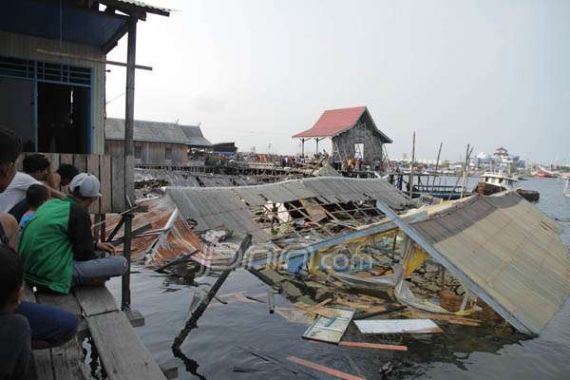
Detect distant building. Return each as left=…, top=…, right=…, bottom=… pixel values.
left=292, top=106, right=392, bottom=167
left=212, top=142, right=238, bottom=155
left=105, top=118, right=212, bottom=167
left=473, top=147, right=524, bottom=171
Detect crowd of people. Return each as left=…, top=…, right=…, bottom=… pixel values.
left=0, top=127, right=128, bottom=379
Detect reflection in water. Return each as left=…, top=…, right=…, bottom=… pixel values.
left=172, top=347, right=208, bottom=380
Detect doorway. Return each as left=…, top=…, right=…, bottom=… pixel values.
left=37, top=83, right=90, bottom=154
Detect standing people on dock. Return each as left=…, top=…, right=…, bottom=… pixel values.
left=18, top=173, right=127, bottom=294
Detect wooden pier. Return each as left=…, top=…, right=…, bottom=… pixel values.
left=23, top=285, right=167, bottom=380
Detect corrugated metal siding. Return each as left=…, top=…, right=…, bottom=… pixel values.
left=412, top=192, right=570, bottom=334
left=0, top=31, right=106, bottom=154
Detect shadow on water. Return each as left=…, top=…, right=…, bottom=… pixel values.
left=172, top=347, right=208, bottom=380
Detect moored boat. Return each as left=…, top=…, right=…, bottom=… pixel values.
left=473, top=172, right=540, bottom=202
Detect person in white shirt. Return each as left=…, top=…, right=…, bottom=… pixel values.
left=0, top=172, right=40, bottom=213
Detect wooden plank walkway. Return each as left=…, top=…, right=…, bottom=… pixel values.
left=24, top=285, right=167, bottom=380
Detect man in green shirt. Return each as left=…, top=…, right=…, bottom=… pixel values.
left=18, top=173, right=127, bottom=294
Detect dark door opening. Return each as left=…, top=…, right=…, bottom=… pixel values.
left=0, top=77, right=35, bottom=151
left=37, top=83, right=90, bottom=154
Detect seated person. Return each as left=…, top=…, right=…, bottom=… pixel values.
left=19, top=184, right=49, bottom=231
left=55, top=163, right=79, bottom=188
left=0, top=246, right=31, bottom=380
left=18, top=173, right=127, bottom=294
left=0, top=127, right=78, bottom=351
left=0, top=213, right=18, bottom=251
left=22, top=153, right=50, bottom=183
left=1, top=154, right=65, bottom=216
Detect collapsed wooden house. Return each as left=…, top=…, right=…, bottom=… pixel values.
left=148, top=177, right=570, bottom=336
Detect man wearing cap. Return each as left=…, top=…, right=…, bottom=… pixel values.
left=18, top=173, right=127, bottom=294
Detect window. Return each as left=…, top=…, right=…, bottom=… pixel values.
left=165, top=147, right=173, bottom=161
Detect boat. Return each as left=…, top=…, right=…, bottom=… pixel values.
left=533, top=167, right=558, bottom=178
left=564, top=178, right=570, bottom=198
left=474, top=172, right=540, bottom=202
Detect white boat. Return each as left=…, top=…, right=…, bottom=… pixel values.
left=474, top=172, right=540, bottom=202
left=564, top=178, right=570, bottom=197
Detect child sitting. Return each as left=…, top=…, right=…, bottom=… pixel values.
left=19, top=184, right=49, bottom=231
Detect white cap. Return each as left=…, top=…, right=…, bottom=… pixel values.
left=69, top=173, right=102, bottom=198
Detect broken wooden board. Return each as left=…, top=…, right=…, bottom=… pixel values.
left=338, top=341, right=408, bottom=351
left=303, top=307, right=354, bottom=344
left=354, top=319, right=443, bottom=334
left=274, top=307, right=314, bottom=325
left=287, top=356, right=366, bottom=380
left=402, top=310, right=481, bottom=327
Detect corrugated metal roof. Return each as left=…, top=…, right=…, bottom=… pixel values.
left=293, top=106, right=366, bottom=138
left=179, top=125, right=212, bottom=147
left=293, top=106, right=392, bottom=143
left=100, top=0, right=170, bottom=16
left=409, top=192, right=570, bottom=334
left=166, top=177, right=414, bottom=242
left=106, top=118, right=209, bottom=146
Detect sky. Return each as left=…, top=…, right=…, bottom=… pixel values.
left=106, top=0, right=570, bottom=164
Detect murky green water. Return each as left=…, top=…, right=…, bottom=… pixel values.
left=108, top=177, right=570, bottom=379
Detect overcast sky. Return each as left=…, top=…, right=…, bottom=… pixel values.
left=106, top=0, right=570, bottom=163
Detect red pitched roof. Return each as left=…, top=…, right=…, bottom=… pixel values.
left=293, top=106, right=367, bottom=138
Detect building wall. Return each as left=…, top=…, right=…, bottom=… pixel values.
left=105, top=140, right=189, bottom=167
left=332, top=116, right=384, bottom=166
left=0, top=31, right=106, bottom=154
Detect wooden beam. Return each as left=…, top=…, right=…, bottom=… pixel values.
left=122, top=16, right=137, bottom=310
left=36, top=49, right=153, bottom=71
left=86, top=311, right=166, bottom=380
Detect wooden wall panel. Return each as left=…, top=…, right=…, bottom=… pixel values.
left=17, top=153, right=126, bottom=214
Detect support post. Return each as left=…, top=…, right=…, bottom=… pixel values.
left=301, top=138, right=305, bottom=158
left=122, top=16, right=137, bottom=311
left=315, top=138, right=319, bottom=154
left=431, top=142, right=443, bottom=188
left=408, top=131, right=416, bottom=198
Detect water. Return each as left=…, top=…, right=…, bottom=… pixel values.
left=108, top=177, right=570, bottom=379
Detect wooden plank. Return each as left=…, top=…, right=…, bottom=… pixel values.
left=354, top=319, right=443, bottom=334
left=60, top=154, right=73, bottom=165
left=100, top=155, right=112, bottom=214
left=111, top=155, right=126, bottom=212
left=51, top=339, right=87, bottom=380
left=87, top=154, right=101, bottom=214
left=35, top=292, right=82, bottom=317
left=46, top=153, right=59, bottom=173
left=338, top=341, right=408, bottom=351
left=28, top=350, right=55, bottom=380
left=86, top=311, right=167, bottom=380
left=73, top=154, right=87, bottom=172
left=74, top=286, right=119, bottom=317
left=287, top=356, right=365, bottom=380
